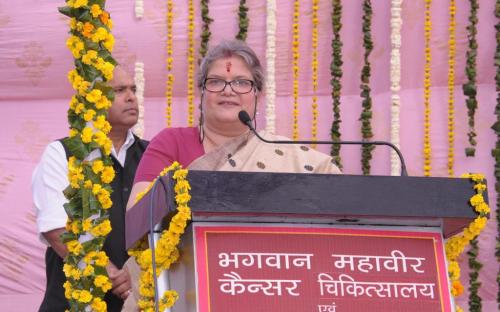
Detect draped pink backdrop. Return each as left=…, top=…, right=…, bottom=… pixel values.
left=0, top=0, right=497, bottom=311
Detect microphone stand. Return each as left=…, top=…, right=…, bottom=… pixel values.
left=238, top=111, right=408, bottom=176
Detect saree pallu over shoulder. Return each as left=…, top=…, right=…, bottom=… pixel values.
left=189, top=130, right=341, bottom=175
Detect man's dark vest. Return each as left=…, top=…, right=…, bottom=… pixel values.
left=38, top=136, right=148, bottom=312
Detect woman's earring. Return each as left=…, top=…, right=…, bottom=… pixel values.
left=253, top=92, right=258, bottom=129
left=198, top=91, right=205, bottom=143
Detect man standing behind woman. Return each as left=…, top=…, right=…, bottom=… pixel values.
left=32, top=65, right=148, bottom=311
left=122, top=40, right=340, bottom=310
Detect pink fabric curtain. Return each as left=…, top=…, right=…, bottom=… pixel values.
left=0, top=1, right=497, bottom=310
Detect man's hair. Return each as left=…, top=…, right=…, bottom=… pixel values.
left=197, top=40, right=264, bottom=92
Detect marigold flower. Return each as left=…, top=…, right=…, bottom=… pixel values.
left=68, top=0, right=89, bottom=9
left=67, top=240, right=83, bottom=255
left=94, top=275, right=112, bottom=292
left=93, top=131, right=109, bottom=147
left=451, top=280, right=464, bottom=296
left=103, top=141, right=112, bottom=156
left=81, top=127, right=93, bottom=143
left=66, top=36, right=84, bottom=59
left=95, top=96, right=112, bottom=110
left=86, top=89, right=103, bottom=104
left=69, top=18, right=77, bottom=30
left=172, top=168, right=187, bottom=180
left=63, top=281, right=72, bottom=299
left=82, top=50, right=98, bottom=65
left=103, top=33, right=115, bottom=52
left=90, top=4, right=102, bottom=18
left=82, top=218, right=93, bottom=231
left=81, top=22, right=95, bottom=38
left=90, top=219, right=112, bottom=237
left=175, top=193, right=191, bottom=205
left=91, top=297, right=107, bottom=312
left=78, top=81, right=91, bottom=96
left=99, top=11, right=110, bottom=25
left=82, top=264, right=94, bottom=277
left=99, top=195, right=112, bottom=209
left=69, top=128, right=78, bottom=138
left=100, top=166, right=115, bottom=184
left=92, top=160, right=104, bottom=174
left=95, top=251, right=109, bottom=267
left=91, top=27, right=108, bottom=43
left=78, top=290, right=93, bottom=303
left=74, top=103, right=85, bottom=114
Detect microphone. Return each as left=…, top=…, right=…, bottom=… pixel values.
left=238, top=110, right=408, bottom=176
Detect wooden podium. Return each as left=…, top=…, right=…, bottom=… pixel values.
left=126, top=171, right=479, bottom=312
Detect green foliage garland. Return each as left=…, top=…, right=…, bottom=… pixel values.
left=236, top=0, right=249, bottom=41
left=467, top=238, right=482, bottom=311
left=493, top=1, right=500, bottom=309
left=463, top=0, right=479, bottom=157
left=199, top=0, right=212, bottom=60
left=360, top=0, right=374, bottom=175
left=330, top=0, right=343, bottom=169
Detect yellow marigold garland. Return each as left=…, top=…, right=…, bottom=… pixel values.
left=292, top=0, right=300, bottom=140
left=166, top=0, right=174, bottom=127
left=448, top=0, right=456, bottom=177
left=311, top=0, right=319, bottom=147
left=187, top=0, right=195, bottom=126
left=59, top=1, right=116, bottom=310
left=445, top=174, right=490, bottom=305
left=423, top=0, right=432, bottom=177
left=130, top=162, right=191, bottom=311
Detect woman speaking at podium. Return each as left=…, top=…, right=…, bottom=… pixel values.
left=128, top=39, right=340, bottom=206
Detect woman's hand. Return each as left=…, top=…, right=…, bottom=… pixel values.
left=106, top=262, right=132, bottom=300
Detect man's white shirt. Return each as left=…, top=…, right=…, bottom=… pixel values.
left=32, top=130, right=136, bottom=245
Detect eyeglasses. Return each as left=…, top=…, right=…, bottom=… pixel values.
left=204, top=78, right=255, bottom=94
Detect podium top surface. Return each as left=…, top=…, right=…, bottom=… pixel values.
left=126, top=171, right=482, bottom=248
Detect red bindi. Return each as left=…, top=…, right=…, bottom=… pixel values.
left=226, top=61, right=232, bottom=73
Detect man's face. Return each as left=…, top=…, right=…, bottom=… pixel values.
left=107, top=66, right=138, bottom=130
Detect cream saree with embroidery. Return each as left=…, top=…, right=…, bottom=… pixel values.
left=188, top=130, right=341, bottom=174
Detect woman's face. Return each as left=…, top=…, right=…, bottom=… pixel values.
left=202, top=55, right=256, bottom=130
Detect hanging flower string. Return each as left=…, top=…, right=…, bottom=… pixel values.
left=134, top=62, right=145, bottom=138
left=311, top=0, right=319, bottom=146
left=166, top=0, right=174, bottom=127
left=236, top=0, right=249, bottom=41
left=360, top=0, right=374, bottom=175
left=265, top=0, right=277, bottom=134
left=389, top=0, right=402, bottom=176
left=330, top=0, right=343, bottom=169
left=447, top=0, right=456, bottom=176
left=292, top=0, right=300, bottom=140
left=187, top=0, right=195, bottom=126
left=129, top=162, right=192, bottom=311
left=59, top=1, right=116, bottom=310
left=463, top=0, right=479, bottom=157
left=423, top=0, right=432, bottom=177
left=467, top=237, right=482, bottom=311
left=493, top=0, right=500, bottom=307
left=199, top=0, right=212, bottom=59
left=445, top=174, right=489, bottom=308
left=135, top=0, right=144, bottom=19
